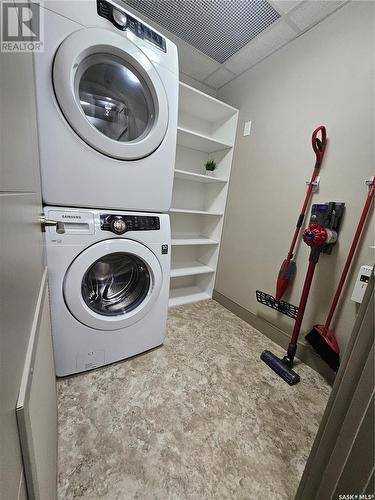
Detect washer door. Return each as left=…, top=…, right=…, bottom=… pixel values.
left=64, top=239, right=162, bottom=330
left=53, top=28, right=169, bottom=160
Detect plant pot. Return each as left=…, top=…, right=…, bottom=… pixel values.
left=205, top=170, right=215, bottom=176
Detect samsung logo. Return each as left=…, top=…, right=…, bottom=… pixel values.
left=62, top=215, right=82, bottom=219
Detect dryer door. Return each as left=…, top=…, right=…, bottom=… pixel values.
left=64, top=239, right=163, bottom=330
left=53, top=28, right=169, bottom=160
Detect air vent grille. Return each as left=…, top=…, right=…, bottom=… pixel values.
left=124, top=0, right=280, bottom=63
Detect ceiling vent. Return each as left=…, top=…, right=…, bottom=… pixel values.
left=124, top=0, right=280, bottom=63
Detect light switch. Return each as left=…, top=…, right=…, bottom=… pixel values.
left=243, top=120, right=252, bottom=136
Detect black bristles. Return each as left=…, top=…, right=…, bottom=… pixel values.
left=305, top=329, right=340, bottom=372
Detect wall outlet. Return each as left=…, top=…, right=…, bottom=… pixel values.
left=351, top=265, right=373, bottom=303
left=243, top=120, right=252, bottom=136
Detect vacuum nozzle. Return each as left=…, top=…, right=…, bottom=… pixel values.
left=260, top=350, right=300, bottom=385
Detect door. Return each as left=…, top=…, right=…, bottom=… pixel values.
left=0, top=29, right=57, bottom=500
left=53, top=27, right=169, bottom=159
left=295, top=273, right=374, bottom=499
left=64, top=239, right=163, bottom=330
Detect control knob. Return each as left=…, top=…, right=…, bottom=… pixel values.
left=111, top=218, right=127, bottom=234
left=113, top=9, right=127, bottom=27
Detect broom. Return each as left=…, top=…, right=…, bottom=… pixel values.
left=305, top=176, right=375, bottom=371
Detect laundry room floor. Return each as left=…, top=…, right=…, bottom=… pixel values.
left=57, top=300, right=331, bottom=500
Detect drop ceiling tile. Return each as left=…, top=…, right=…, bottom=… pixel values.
left=272, top=0, right=303, bottom=14
left=224, top=19, right=297, bottom=75
left=204, top=68, right=237, bottom=89
left=176, top=41, right=221, bottom=81
left=288, top=1, right=346, bottom=30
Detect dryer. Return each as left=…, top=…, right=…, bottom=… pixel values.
left=34, top=1, right=178, bottom=212
left=44, top=206, right=170, bottom=376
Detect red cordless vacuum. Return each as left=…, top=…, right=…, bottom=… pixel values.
left=261, top=202, right=345, bottom=385
left=256, top=126, right=327, bottom=319
left=306, top=176, right=375, bottom=372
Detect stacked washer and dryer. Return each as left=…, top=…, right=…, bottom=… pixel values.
left=34, top=0, right=178, bottom=376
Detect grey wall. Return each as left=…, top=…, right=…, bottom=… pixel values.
left=216, top=1, right=374, bottom=356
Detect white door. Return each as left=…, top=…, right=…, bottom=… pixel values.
left=64, top=239, right=163, bottom=330
left=53, top=28, right=169, bottom=159
left=0, top=46, right=57, bottom=500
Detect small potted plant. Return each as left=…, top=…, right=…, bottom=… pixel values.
left=204, top=159, right=217, bottom=176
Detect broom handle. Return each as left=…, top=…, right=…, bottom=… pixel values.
left=286, top=126, right=327, bottom=263
left=324, top=177, right=375, bottom=333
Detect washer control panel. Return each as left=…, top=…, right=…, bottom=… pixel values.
left=101, top=214, right=160, bottom=234
left=97, top=0, right=166, bottom=52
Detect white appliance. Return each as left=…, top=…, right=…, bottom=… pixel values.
left=351, top=265, right=373, bottom=303
left=44, top=206, right=171, bottom=376
left=33, top=0, right=178, bottom=212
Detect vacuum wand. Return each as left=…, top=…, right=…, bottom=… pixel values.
left=261, top=202, right=345, bottom=385
left=284, top=251, right=320, bottom=366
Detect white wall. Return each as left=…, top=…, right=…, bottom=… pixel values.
left=216, top=1, right=374, bottom=356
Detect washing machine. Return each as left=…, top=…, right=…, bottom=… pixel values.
left=33, top=0, right=178, bottom=212
left=44, top=206, right=170, bottom=376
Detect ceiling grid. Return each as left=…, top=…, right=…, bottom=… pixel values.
left=123, top=0, right=349, bottom=90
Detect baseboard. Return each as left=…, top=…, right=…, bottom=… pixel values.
left=213, top=290, right=336, bottom=385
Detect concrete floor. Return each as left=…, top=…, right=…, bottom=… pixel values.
left=57, top=300, right=331, bottom=500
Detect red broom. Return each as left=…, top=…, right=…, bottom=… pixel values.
left=306, top=176, right=375, bottom=371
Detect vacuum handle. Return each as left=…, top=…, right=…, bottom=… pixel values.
left=312, top=126, right=327, bottom=166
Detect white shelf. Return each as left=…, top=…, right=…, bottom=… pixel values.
left=171, top=262, right=215, bottom=278
left=169, top=82, right=238, bottom=308
left=179, top=82, right=238, bottom=123
left=169, top=286, right=211, bottom=307
left=177, top=126, right=233, bottom=153
left=170, top=208, right=223, bottom=216
left=171, top=235, right=219, bottom=246
left=174, top=169, right=228, bottom=183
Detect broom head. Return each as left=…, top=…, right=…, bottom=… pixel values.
left=305, top=324, right=340, bottom=372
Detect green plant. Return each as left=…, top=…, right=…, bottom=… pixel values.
left=205, top=159, right=217, bottom=172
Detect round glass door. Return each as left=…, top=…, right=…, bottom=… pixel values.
left=77, top=54, right=155, bottom=143
left=64, top=239, right=163, bottom=331
left=53, top=28, right=169, bottom=160
left=81, top=252, right=150, bottom=316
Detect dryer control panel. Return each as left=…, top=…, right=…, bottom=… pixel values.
left=101, top=214, right=160, bottom=234
left=97, top=0, right=166, bottom=52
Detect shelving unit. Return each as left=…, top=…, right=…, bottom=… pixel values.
left=170, top=261, right=215, bottom=278
left=171, top=235, right=219, bottom=246
left=169, top=82, right=238, bottom=307
left=170, top=208, right=224, bottom=216
left=177, top=126, right=233, bottom=153
left=174, top=169, right=227, bottom=184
